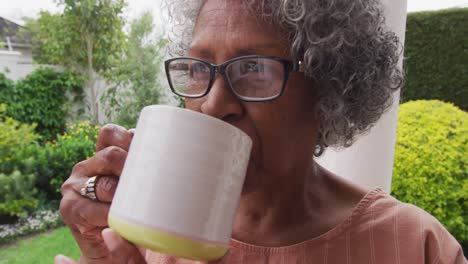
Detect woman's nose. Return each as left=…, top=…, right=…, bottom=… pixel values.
left=200, top=75, right=244, bottom=121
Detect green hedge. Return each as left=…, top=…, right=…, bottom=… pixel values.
left=403, top=8, right=468, bottom=110
left=392, top=100, right=467, bottom=244
left=0, top=68, right=83, bottom=141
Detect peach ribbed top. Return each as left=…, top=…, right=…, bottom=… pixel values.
left=146, top=189, right=466, bottom=264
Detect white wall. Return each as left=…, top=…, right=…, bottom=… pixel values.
left=316, top=0, right=408, bottom=193
left=0, top=52, right=87, bottom=123
left=0, top=52, right=37, bottom=81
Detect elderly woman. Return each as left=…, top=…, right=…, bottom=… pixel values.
left=56, top=0, right=466, bottom=263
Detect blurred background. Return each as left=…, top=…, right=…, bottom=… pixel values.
left=0, top=0, right=466, bottom=263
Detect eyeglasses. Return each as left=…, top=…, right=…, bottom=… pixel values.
left=164, top=55, right=303, bottom=102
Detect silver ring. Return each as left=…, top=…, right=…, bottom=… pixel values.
left=80, top=176, right=99, bottom=201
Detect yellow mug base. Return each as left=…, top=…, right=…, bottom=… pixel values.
left=108, top=213, right=228, bottom=261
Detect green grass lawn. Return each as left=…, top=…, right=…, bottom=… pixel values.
left=0, top=227, right=80, bottom=264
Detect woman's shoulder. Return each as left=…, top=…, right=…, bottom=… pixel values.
left=361, top=188, right=452, bottom=233
left=351, top=188, right=466, bottom=263
left=359, top=188, right=431, bottom=224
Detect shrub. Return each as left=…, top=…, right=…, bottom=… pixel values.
left=403, top=8, right=468, bottom=110
left=0, top=68, right=83, bottom=141
left=0, top=104, right=39, bottom=174
left=392, top=100, right=468, bottom=243
left=0, top=171, right=38, bottom=219
left=0, top=73, right=15, bottom=102
left=26, top=121, right=100, bottom=200
left=0, top=104, right=39, bottom=221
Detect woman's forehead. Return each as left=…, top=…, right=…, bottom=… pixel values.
left=195, top=0, right=261, bottom=30
left=191, top=0, right=287, bottom=55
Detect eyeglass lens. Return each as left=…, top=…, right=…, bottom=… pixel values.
left=167, top=58, right=285, bottom=99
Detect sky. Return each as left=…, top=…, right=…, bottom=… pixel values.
left=1, top=0, right=468, bottom=26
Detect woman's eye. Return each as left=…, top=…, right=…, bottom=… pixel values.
left=190, top=62, right=210, bottom=80
left=241, top=61, right=264, bottom=73
left=192, top=63, right=208, bottom=73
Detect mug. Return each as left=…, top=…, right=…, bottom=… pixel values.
left=108, top=105, right=252, bottom=261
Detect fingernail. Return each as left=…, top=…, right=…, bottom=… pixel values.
left=54, top=255, right=75, bottom=264
left=75, top=224, right=89, bottom=235
left=102, top=228, right=121, bottom=250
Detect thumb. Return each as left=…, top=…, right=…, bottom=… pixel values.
left=54, top=255, right=78, bottom=264
left=102, top=228, right=147, bottom=264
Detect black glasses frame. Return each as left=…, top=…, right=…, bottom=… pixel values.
left=164, top=55, right=302, bottom=102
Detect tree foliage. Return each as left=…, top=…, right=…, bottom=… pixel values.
left=22, top=12, right=65, bottom=66
left=26, top=0, right=126, bottom=73
left=102, top=11, right=167, bottom=128
left=59, top=0, right=126, bottom=73
left=24, top=0, right=127, bottom=123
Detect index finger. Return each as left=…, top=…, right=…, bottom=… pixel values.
left=96, top=124, right=134, bottom=152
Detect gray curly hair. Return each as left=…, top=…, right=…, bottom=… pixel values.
left=163, top=0, right=403, bottom=155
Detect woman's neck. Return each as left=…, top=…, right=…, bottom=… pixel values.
left=231, top=163, right=368, bottom=247
left=231, top=161, right=325, bottom=246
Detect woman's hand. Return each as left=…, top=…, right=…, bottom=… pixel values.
left=55, top=124, right=146, bottom=264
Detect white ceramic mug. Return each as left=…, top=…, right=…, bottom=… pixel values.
left=108, top=105, right=252, bottom=261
